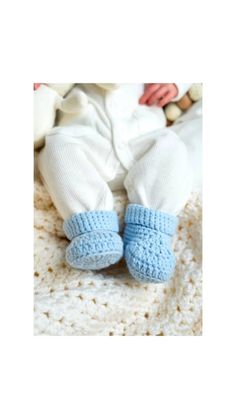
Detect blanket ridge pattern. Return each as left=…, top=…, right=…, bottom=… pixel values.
left=34, top=177, right=202, bottom=336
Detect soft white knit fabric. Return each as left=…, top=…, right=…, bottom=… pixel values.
left=34, top=176, right=202, bottom=336
left=37, top=84, right=201, bottom=220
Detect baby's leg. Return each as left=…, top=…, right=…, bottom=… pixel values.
left=170, top=99, right=202, bottom=190
left=38, top=132, right=123, bottom=270
left=123, top=130, right=193, bottom=283
left=38, top=134, right=114, bottom=219
left=124, top=130, right=193, bottom=215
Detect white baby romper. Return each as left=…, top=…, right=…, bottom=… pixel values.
left=38, top=83, right=202, bottom=282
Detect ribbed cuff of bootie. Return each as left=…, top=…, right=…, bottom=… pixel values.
left=125, top=204, right=177, bottom=236
left=63, top=210, right=119, bottom=240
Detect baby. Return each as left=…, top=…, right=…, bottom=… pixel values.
left=34, top=83, right=202, bottom=283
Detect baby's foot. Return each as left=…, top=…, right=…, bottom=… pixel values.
left=124, top=204, right=177, bottom=283
left=63, top=211, right=123, bottom=270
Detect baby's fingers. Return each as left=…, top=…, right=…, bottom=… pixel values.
left=157, top=92, right=173, bottom=107
left=147, top=86, right=169, bottom=106
left=139, top=83, right=161, bottom=104
left=34, top=83, right=41, bottom=90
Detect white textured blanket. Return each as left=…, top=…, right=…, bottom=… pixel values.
left=34, top=174, right=202, bottom=336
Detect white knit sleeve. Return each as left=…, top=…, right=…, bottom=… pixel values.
left=34, top=85, right=60, bottom=149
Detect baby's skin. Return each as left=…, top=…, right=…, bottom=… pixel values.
left=34, top=83, right=178, bottom=107
left=139, top=83, right=178, bottom=107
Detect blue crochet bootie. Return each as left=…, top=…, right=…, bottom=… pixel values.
left=124, top=204, right=178, bottom=283
left=63, top=211, right=123, bottom=270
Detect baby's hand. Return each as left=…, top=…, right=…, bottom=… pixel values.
left=139, top=83, right=178, bottom=107
left=34, top=83, right=42, bottom=90
left=34, top=83, right=48, bottom=90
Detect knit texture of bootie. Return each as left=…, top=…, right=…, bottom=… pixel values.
left=124, top=204, right=178, bottom=283
left=63, top=211, right=123, bottom=270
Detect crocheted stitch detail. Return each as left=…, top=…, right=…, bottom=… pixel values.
left=125, top=204, right=177, bottom=236
left=125, top=233, right=175, bottom=283
left=124, top=205, right=177, bottom=283
left=63, top=211, right=119, bottom=240
left=124, top=224, right=171, bottom=247
left=66, top=230, right=123, bottom=270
